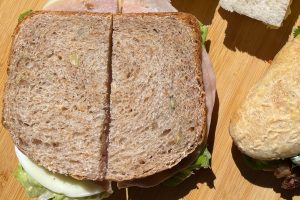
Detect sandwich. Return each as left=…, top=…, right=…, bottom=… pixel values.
left=219, top=0, right=293, bottom=27
left=4, top=10, right=215, bottom=199
left=229, top=32, right=300, bottom=189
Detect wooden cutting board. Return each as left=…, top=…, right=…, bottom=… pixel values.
left=0, top=0, right=299, bottom=199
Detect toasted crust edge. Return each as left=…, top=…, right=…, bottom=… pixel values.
left=3, top=11, right=113, bottom=181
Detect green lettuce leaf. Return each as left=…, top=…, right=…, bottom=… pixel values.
left=18, top=9, right=33, bottom=22
left=163, top=147, right=211, bottom=187
left=14, top=165, right=110, bottom=200
left=14, top=164, right=47, bottom=197
left=199, top=22, right=208, bottom=46
left=293, top=26, right=300, bottom=38
left=243, top=155, right=282, bottom=170
left=38, top=191, right=110, bottom=200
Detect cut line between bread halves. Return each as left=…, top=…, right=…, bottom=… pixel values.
left=3, top=11, right=212, bottom=199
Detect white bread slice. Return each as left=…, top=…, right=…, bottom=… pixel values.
left=230, top=36, right=300, bottom=160
left=107, top=13, right=207, bottom=181
left=219, top=0, right=292, bottom=27
left=3, top=11, right=112, bottom=181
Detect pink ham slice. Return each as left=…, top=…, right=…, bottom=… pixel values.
left=43, top=0, right=118, bottom=13
left=118, top=1, right=216, bottom=188
left=201, top=48, right=216, bottom=132
left=43, top=0, right=216, bottom=188
left=121, top=0, right=177, bottom=13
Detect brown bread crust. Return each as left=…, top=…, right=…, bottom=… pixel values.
left=3, top=11, right=113, bottom=180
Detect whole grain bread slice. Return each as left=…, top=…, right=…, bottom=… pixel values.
left=3, top=11, right=112, bottom=181
left=107, top=13, right=207, bottom=181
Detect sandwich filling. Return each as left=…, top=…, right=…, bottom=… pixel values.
left=243, top=155, right=300, bottom=190
left=163, top=146, right=211, bottom=186
left=43, top=0, right=118, bottom=13
left=15, top=147, right=112, bottom=200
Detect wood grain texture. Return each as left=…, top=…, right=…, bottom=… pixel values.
left=0, top=0, right=299, bottom=199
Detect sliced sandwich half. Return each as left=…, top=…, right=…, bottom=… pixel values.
left=108, top=13, right=209, bottom=188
